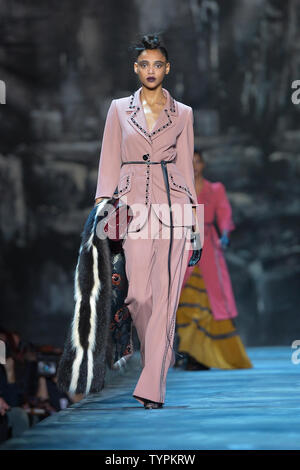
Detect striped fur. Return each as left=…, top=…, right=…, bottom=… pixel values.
left=57, top=200, right=112, bottom=396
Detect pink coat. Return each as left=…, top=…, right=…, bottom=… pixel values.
left=94, top=86, right=202, bottom=233
left=183, top=178, right=238, bottom=320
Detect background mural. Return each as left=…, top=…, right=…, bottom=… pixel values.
left=0, top=0, right=299, bottom=347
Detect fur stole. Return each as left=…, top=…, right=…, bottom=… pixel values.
left=56, top=199, right=133, bottom=396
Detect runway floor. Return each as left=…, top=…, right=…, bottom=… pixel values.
left=1, top=346, right=299, bottom=450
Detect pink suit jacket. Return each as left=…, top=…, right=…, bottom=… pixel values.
left=94, top=86, right=202, bottom=234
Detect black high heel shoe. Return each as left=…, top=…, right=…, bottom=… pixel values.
left=143, top=399, right=163, bottom=409
left=185, top=354, right=210, bottom=370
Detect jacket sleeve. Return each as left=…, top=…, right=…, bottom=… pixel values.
left=94, top=99, right=122, bottom=200
left=215, top=182, right=236, bottom=233
left=175, top=107, right=202, bottom=232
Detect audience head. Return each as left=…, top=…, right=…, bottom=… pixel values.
left=193, top=147, right=205, bottom=178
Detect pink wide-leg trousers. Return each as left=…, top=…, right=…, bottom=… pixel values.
left=122, top=207, right=190, bottom=405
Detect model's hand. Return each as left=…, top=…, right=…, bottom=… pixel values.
left=219, top=230, right=230, bottom=249
left=188, top=231, right=202, bottom=267
left=188, top=249, right=202, bottom=267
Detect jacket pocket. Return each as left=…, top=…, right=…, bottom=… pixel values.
left=115, top=172, right=133, bottom=198
left=168, top=171, right=193, bottom=199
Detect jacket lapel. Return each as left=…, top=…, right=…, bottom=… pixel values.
left=126, top=86, right=178, bottom=144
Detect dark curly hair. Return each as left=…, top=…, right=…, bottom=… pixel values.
left=130, top=33, right=169, bottom=61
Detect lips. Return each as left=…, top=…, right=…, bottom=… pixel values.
left=147, top=77, right=156, bottom=82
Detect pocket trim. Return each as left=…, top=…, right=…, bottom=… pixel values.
left=117, top=173, right=132, bottom=197
left=169, top=173, right=193, bottom=198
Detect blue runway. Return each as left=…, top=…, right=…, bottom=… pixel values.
left=1, top=347, right=299, bottom=450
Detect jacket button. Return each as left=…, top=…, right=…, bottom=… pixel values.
left=143, top=154, right=149, bottom=161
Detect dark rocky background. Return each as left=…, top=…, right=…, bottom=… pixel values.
left=0, top=0, right=299, bottom=348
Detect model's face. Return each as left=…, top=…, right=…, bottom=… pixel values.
left=134, top=49, right=170, bottom=89
left=193, top=153, right=205, bottom=178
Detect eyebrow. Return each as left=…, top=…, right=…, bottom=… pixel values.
left=137, top=60, right=166, bottom=64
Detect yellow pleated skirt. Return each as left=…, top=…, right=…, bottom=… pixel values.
left=176, top=264, right=253, bottom=369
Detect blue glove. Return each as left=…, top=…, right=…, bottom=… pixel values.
left=219, top=231, right=230, bottom=249
left=188, top=231, right=202, bottom=267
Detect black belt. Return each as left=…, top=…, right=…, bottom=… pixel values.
left=121, top=158, right=177, bottom=358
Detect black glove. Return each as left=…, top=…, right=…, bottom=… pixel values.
left=188, top=231, right=202, bottom=267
